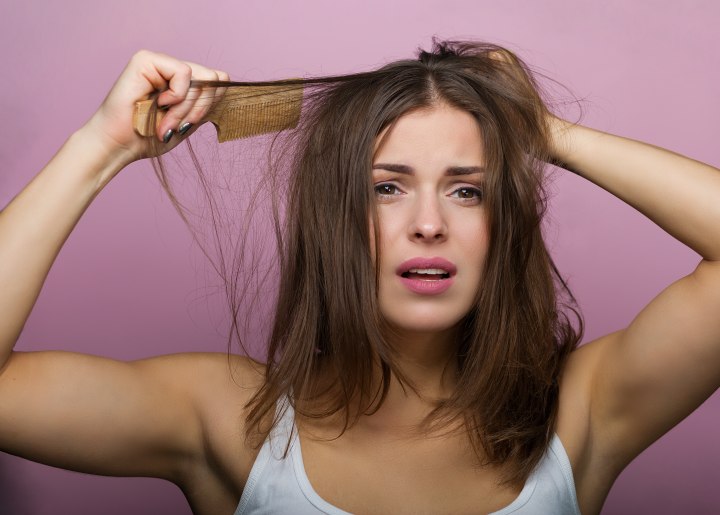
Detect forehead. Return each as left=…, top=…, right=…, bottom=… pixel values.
left=373, top=104, right=485, bottom=165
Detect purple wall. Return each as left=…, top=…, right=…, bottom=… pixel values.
left=1, top=1, right=719, bottom=513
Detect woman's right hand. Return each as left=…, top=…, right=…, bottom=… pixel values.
left=82, top=50, right=229, bottom=167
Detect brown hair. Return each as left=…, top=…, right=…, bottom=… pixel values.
left=153, top=37, right=583, bottom=486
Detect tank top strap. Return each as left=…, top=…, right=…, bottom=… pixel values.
left=266, top=391, right=297, bottom=459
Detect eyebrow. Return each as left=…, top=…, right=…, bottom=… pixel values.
left=371, top=163, right=485, bottom=176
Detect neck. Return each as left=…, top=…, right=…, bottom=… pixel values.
left=382, top=326, right=460, bottom=397
left=365, top=324, right=460, bottom=419
left=302, top=326, right=462, bottom=433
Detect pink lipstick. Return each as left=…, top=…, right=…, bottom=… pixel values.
left=396, top=257, right=456, bottom=295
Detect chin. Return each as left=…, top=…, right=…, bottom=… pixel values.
left=380, top=306, right=469, bottom=336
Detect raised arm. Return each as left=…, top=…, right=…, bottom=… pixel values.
left=0, top=51, right=235, bottom=482
left=549, top=115, right=720, bottom=470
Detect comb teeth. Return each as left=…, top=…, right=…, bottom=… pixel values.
left=210, top=98, right=303, bottom=142
left=133, top=83, right=304, bottom=142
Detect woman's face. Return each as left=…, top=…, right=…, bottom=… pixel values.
left=371, top=103, right=489, bottom=337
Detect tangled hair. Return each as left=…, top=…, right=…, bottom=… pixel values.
left=152, top=37, right=583, bottom=486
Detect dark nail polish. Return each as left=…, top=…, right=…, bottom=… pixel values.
left=162, top=129, right=174, bottom=143
left=178, top=122, right=193, bottom=135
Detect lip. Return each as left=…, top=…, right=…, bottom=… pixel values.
left=396, top=257, right=456, bottom=296
left=396, top=257, right=457, bottom=277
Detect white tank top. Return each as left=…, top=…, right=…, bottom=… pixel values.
left=235, top=395, right=581, bottom=514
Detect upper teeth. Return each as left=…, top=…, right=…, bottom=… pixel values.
left=408, top=268, right=446, bottom=275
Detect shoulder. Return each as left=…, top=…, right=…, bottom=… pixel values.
left=142, top=353, right=267, bottom=488
left=159, top=352, right=267, bottom=432
left=134, top=352, right=266, bottom=409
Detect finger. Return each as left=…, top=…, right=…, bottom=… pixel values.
left=193, top=69, right=230, bottom=137
left=159, top=68, right=220, bottom=140
left=134, top=51, right=193, bottom=106
left=187, top=66, right=229, bottom=120
left=487, top=49, right=513, bottom=64
left=213, top=70, right=230, bottom=105
left=124, top=52, right=195, bottom=143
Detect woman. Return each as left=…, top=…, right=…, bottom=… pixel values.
left=1, top=40, right=719, bottom=514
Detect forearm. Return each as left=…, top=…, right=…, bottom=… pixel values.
left=551, top=118, right=720, bottom=261
left=0, top=125, right=129, bottom=366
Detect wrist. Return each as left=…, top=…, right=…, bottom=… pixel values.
left=71, top=120, right=137, bottom=189
left=546, top=115, right=575, bottom=163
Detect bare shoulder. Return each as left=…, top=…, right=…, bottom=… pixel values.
left=132, top=351, right=266, bottom=419
left=162, top=351, right=267, bottom=450
left=150, top=352, right=266, bottom=398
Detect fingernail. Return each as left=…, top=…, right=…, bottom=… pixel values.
left=162, top=129, right=174, bottom=143
left=159, top=104, right=171, bottom=111
left=178, top=122, right=193, bottom=135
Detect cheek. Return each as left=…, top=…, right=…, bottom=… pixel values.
left=368, top=212, right=399, bottom=260
left=470, top=225, right=490, bottom=257
left=458, top=215, right=490, bottom=271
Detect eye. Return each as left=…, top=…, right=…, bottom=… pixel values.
left=449, top=187, right=484, bottom=203
left=374, top=183, right=402, bottom=197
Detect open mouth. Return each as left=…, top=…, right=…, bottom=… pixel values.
left=401, top=270, right=451, bottom=280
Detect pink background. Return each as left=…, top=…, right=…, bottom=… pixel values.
left=1, top=0, right=719, bottom=513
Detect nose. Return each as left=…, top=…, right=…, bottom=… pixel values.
left=408, top=193, right=448, bottom=243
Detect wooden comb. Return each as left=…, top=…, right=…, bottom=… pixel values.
left=133, top=83, right=304, bottom=142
